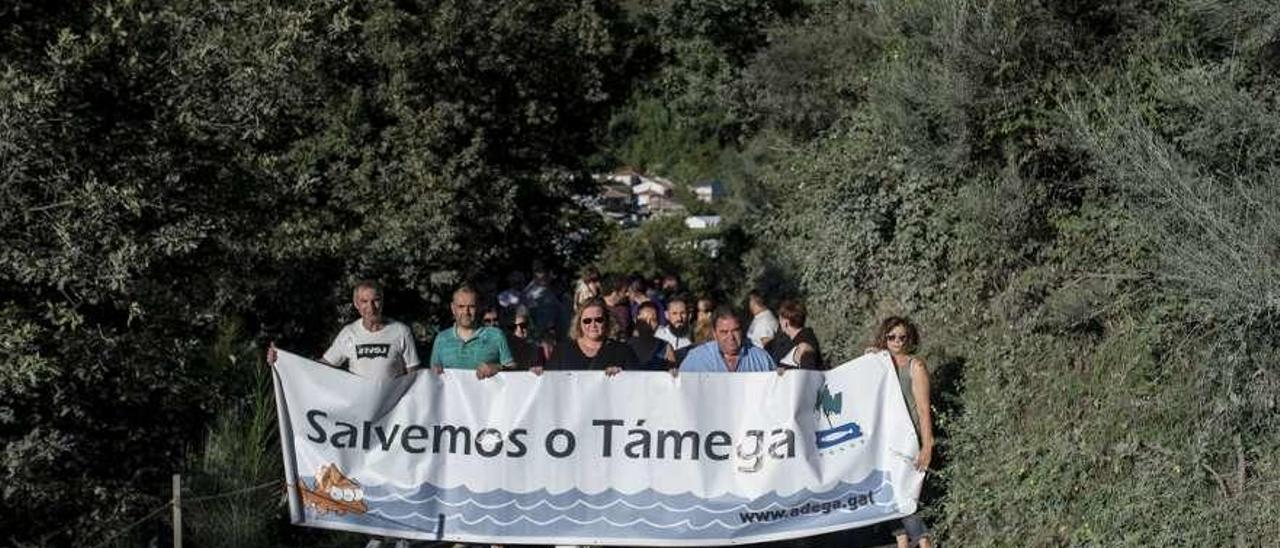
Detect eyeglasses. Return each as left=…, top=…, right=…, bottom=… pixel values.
left=581, top=316, right=606, bottom=325
left=886, top=334, right=909, bottom=342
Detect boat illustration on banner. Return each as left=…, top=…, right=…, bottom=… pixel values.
left=814, top=383, right=863, bottom=449
left=300, top=463, right=368, bottom=515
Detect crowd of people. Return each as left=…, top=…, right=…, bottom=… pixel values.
left=266, top=269, right=935, bottom=548
left=429, top=267, right=832, bottom=376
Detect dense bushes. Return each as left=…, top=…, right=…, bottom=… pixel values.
left=5, top=0, right=1278, bottom=545
left=732, top=0, right=1280, bottom=544
left=1, top=1, right=632, bottom=544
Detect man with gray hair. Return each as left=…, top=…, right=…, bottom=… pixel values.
left=267, top=280, right=421, bottom=380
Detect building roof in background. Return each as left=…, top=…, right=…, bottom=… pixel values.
left=684, top=215, right=722, bottom=229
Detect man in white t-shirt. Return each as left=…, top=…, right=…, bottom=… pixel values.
left=745, top=290, right=779, bottom=349
left=267, top=281, right=421, bottom=380
left=268, top=281, right=417, bottom=548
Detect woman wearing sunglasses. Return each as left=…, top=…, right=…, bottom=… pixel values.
left=869, top=316, right=934, bottom=548
left=504, top=309, right=548, bottom=372
left=545, top=298, right=636, bottom=375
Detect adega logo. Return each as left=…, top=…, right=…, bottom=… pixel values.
left=813, top=383, right=862, bottom=450
left=355, top=344, right=391, bottom=359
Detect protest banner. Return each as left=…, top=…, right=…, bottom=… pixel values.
left=272, top=350, right=925, bottom=545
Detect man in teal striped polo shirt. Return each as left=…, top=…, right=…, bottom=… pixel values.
left=430, top=285, right=514, bottom=379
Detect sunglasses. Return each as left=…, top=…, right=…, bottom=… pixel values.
left=513, top=322, right=529, bottom=329
left=581, top=316, right=606, bottom=325
left=483, top=318, right=499, bottom=325
left=886, top=334, right=910, bottom=342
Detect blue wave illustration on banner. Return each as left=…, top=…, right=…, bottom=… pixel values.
left=304, top=470, right=898, bottom=541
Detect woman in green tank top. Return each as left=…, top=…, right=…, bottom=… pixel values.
left=870, top=316, right=934, bottom=548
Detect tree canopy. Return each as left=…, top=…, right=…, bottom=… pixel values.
left=4, top=0, right=1280, bottom=546
left=1, top=0, right=634, bottom=542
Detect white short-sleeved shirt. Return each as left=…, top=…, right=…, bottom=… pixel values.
left=746, top=310, right=780, bottom=349
left=322, top=319, right=420, bottom=381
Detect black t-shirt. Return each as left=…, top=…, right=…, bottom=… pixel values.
left=768, top=327, right=824, bottom=369
left=505, top=332, right=545, bottom=370
left=547, top=339, right=638, bottom=371
left=628, top=336, right=671, bottom=371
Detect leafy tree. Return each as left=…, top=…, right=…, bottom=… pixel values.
left=0, top=0, right=632, bottom=543
left=592, top=215, right=750, bottom=299
left=739, top=0, right=1280, bottom=545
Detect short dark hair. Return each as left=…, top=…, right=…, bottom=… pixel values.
left=666, top=294, right=689, bottom=309
left=873, top=316, right=920, bottom=352
left=778, top=300, right=807, bottom=328
left=712, top=305, right=740, bottom=326
left=628, top=275, right=648, bottom=293
left=748, top=290, right=767, bottom=307
left=605, top=274, right=629, bottom=295
left=636, top=300, right=659, bottom=317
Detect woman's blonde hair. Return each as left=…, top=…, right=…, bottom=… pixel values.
left=693, top=315, right=714, bottom=344
left=569, top=298, right=612, bottom=340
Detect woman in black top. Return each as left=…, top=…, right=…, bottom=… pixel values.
left=505, top=309, right=547, bottom=371
left=546, top=298, right=636, bottom=375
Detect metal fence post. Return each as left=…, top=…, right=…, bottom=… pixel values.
left=172, top=474, right=182, bottom=548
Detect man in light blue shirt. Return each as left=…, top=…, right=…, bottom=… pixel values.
left=679, top=306, right=775, bottom=372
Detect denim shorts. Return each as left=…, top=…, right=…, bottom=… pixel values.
left=891, top=513, right=930, bottom=545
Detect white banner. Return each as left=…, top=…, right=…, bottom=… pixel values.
left=272, top=349, right=924, bottom=545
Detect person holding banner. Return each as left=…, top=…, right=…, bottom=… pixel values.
left=546, top=298, right=635, bottom=375
left=266, top=280, right=418, bottom=548
left=499, top=308, right=546, bottom=374
left=429, top=285, right=514, bottom=379
left=870, top=316, right=935, bottom=548
left=265, top=280, right=421, bottom=381
left=768, top=299, right=824, bottom=370
left=678, top=306, right=776, bottom=373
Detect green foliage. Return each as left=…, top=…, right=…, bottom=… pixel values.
left=593, top=216, right=750, bottom=298
left=605, top=96, right=725, bottom=183
left=735, top=0, right=1280, bottom=544
left=182, top=319, right=281, bottom=546
left=6, top=0, right=1280, bottom=545
left=638, top=0, right=807, bottom=136
left=0, top=0, right=631, bottom=544
left=599, top=0, right=812, bottom=191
